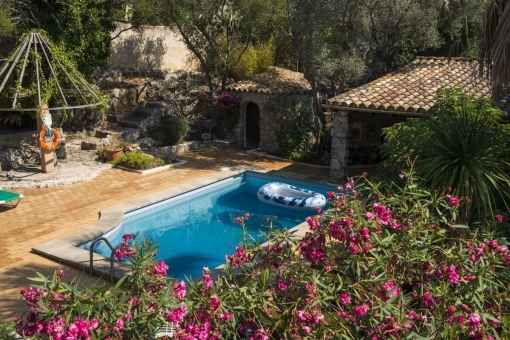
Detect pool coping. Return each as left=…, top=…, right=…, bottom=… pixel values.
left=32, top=168, right=333, bottom=281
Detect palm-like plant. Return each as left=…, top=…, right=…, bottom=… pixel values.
left=417, top=90, right=510, bottom=221
left=479, top=0, right=510, bottom=100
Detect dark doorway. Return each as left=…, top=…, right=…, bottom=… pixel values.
left=245, top=102, right=260, bottom=149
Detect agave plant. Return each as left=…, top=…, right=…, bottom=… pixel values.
left=417, top=89, right=510, bottom=221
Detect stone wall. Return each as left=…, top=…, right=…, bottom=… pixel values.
left=235, top=92, right=313, bottom=152
left=109, top=25, right=193, bottom=71
left=0, top=129, right=66, bottom=171
left=330, top=112, right=349, bottom=180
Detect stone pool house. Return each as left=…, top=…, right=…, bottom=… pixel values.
left=225, top=67, right=313, bottom=151
left=324, top=56, right=510, bottom=181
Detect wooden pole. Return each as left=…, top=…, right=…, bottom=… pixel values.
left=35, top=101, right=55, bottom=173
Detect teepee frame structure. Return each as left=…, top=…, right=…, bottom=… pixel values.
left=0, top=31, right=104, bottom=111
left=0, top=31, right=105, bottom=172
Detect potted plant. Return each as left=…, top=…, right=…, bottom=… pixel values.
left=104, top=145, right=124, bottom=161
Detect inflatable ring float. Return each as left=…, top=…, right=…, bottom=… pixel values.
left=257, top=182, right=326, bottom=211
left=38, top=128, right=61, bottom=151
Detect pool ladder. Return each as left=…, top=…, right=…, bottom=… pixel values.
left=89, top=237, right=121, bottom=282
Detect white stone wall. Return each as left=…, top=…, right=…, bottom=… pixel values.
left=109, top=25, right=194, bottom=70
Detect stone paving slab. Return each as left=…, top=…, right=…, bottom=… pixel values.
left=0, top=147, right=342, bottom=322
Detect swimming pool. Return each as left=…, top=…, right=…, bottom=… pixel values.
left=80, top=171, right=333, bottom=279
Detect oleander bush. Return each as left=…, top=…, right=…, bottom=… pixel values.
left=4, top=170, right=510, bottom=339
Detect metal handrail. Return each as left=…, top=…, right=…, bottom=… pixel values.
left=89, top=237, right=121, bottom=282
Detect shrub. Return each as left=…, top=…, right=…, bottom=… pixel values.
left=211, top=92, right=240, bottom=139
left=264, top=95, right=313, bottom=161
left=112, top=151, right=167, bottom=170
left=6, top=172, right=510, bottom=339
left=380, top=88, right=510, bottom=220
left=11, top=236, right=184, bottom=339
left=229, top=37, right=276, bottom=81
left=149, top=114, right=189, bottom=146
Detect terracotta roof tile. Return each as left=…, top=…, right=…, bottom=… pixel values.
left=226, top=66, right=311, bottom=94
left=324, top=56, right=510, bottom=116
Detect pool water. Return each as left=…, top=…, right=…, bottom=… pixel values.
left=81, top=172, right=332, bottom=279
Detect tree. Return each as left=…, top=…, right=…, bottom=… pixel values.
left=8, top=0, right=117, bottom=76
left=285, top=0, right=442, bottom=134
left=479, top=0, right=510, bottom=100
left=0, top=1, right=14, bottom=37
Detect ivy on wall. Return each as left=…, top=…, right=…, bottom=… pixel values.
left=262, top=95, right=312, bottom=161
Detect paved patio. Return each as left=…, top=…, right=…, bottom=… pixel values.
left=0, top=148, right=340, bottom=322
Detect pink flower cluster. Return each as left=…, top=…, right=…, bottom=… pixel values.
left=445, top=194, right=459, bottom=207
left=16, top=315, right=98, bottom=339
left=174, top=276, right=232, bottom=340
left=465, top=239, right=510, bottom=264
left=263, top=242, right=284, bottom=268
left=167, top=305, right=188, bottom=324
left=235, top=213, right=250, bottom=225
left=202, top=267, right=214, bottom=291
left=226, top=246, right=250, bottom=267
left=114, top=233, right=136, bottom=261
left=150, top=261, right=169, bottom=277
left=172, top=280, right=187, bottom=299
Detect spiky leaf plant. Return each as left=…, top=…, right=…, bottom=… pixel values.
left=417, top=89, right=510, bottom=221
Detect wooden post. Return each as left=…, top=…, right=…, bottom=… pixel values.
left=35, top=101, right=55, bottom=173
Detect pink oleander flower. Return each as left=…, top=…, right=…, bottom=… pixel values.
left=469, top=313, right=481, bottom=329
left=445, top=306, right=456, bottom=315
left=390, top=221, right=402, bottom=231
left=306, top=216, right=320, bottom=231
left=348, top=245, right=359, bottom=255
left=399, top=174, right=405, bottom=179
left=496, top=215, right=504, bottom=223
left=277, top=279, right=287, bottom=292
left=152, top=261, right=169, bottom=276
left=167, top=305, right=187, bottom=324
left=382, top=281, right=401, bottom=300
left=353, top=304, right=369, bottom=317
left=449, top=314, right=466, bottom=326
left=445, top=195, right=459, bottom=206
left=218, top=312, right=232, bottom=322
left=210, top=295, right=220, bottom=310
left=448, top=265, right=459, bottom=284
left=365, top=212, right=374, bottom=220
left=124, top=311, right=132, bottom=321
left=362, top=243, right=372, bottom=253
left=172, top=281, right=187, bottom=299
left=114, top=318, right=124, bottom=332
left=339, top=293, right=351, bottom=305
left=57, top=269, right=65, bottom=280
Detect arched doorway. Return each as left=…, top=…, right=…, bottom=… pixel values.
left=245, top=102, right=260, bottom=149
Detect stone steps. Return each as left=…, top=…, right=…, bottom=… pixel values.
left=118, top=104, right=164, bottom=130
